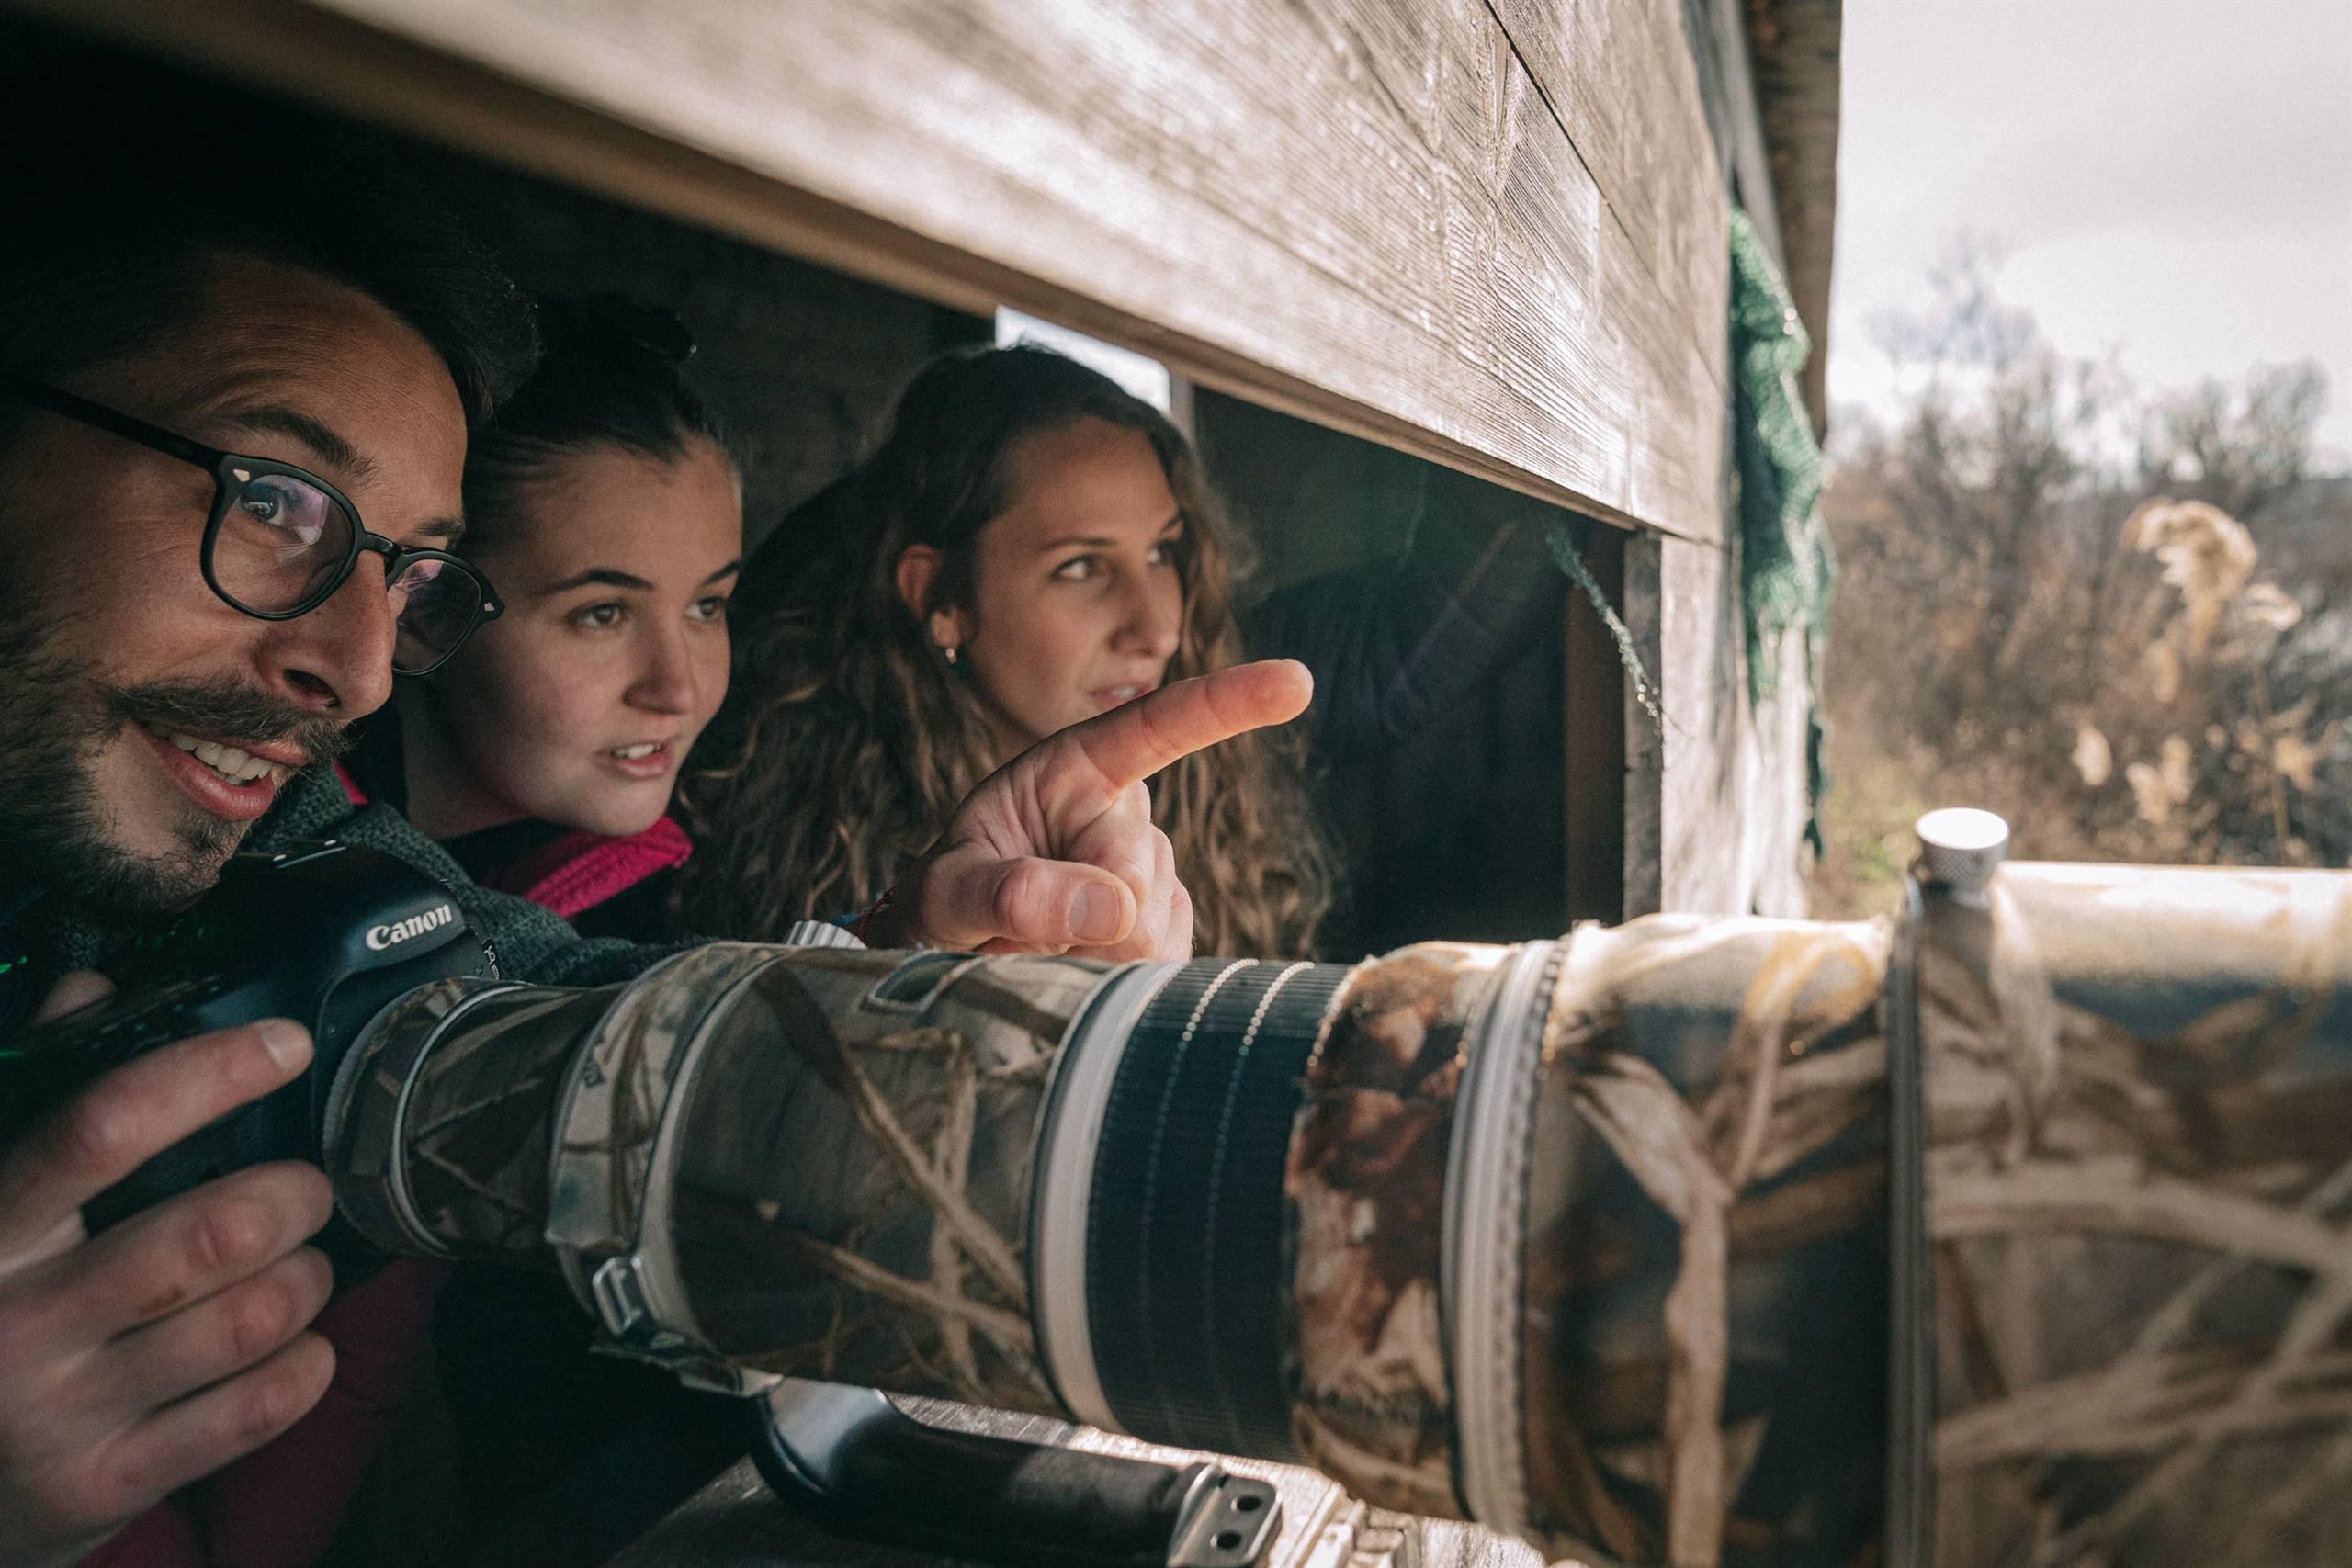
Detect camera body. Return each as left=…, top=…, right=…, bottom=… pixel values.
left=3, top=838, right=497, bottom=1231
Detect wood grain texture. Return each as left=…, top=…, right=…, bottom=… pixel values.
left=1620, top=529, right=1668, bottom=918
left=1684, top=0, right=1782, bottom=265
left=1644, top=534, right=1811, bottom=917
left=1656, top=534, right=1746, bottom=915
left=14, top=0, right=1729, bottom=542
left=1487, top=0, right=1729, bottom=400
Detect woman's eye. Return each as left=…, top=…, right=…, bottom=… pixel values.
left=689, top=595, right=730, bottom=623
left=1052, top=555, right=1100, bottom=581
left=571, top=602, right=625, bottom=629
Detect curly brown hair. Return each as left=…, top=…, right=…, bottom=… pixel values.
left=675, top=344, right=1336, bottom=957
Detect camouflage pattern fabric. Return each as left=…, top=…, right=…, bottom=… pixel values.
left=1286, top=943, right=1506, bottom=1517
left=328, top=862, right=2352, bottom=1568
left=1924, top=864, right=2352, bottom=1567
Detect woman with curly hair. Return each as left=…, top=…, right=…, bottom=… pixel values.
left=679, top=343, right=1560, bottom=959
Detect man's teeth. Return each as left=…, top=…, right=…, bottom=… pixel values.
left=612, top=742, right=662, bottom=761
left=143, top=722, right=277, bottom=784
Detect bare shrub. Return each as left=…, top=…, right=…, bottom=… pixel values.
left=1812, top=256, right=2349, bottom=917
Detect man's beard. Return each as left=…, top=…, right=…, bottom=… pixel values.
left=0, top=593, right=350, bottom=923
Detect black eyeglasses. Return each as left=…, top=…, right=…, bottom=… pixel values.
left=4, top=376, right=502, bottom=675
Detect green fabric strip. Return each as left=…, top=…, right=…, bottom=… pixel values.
left=1729, top=205, right=1833, bottom=849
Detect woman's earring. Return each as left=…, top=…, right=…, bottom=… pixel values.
left=944, top=643, right=960, bottom=667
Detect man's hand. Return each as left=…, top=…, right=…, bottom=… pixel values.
left=877, top=659, right=1313, bottom=960
left=0, top=979, right=337, bottom=1568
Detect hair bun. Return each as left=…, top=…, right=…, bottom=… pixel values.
left=537, top=293, right=696, bottom=367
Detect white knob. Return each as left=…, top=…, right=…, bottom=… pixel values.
left=1916, top=808, right=2009, bottom=895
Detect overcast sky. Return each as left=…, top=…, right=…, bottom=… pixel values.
left=1828, top=0, right=2352, bottom=465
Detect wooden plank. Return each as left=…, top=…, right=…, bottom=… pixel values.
left=1704, top=0, right=1782, bottom=260
left=1644, top=532, right=1811, bottom=915
left=13, top=0, right=1727, bottom=544
left=1564, top=522, right=1628, bottom=923
left=1487, top=0, right=1729, bottom=390
left=1750, top=610, right=1815, bottom=917
left=1745, top=0, right=1842, bottom=435
left=1677, top=0, right=1781, bottom=268
left=1619, top=529, right=1668, bottom=917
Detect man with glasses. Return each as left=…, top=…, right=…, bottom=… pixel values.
left=5, top=378, right=503, bottom=681
left=0, top=76, right=1307, bottom=1568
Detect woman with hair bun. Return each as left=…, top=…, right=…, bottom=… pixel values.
left=349, top=293, right=742, bottom=939
left=340, top=295, right=750, bottom=1555
left=681, top=342, right=1563, bottom=960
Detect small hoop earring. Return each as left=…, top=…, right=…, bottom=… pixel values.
left=944, top=643, right=959, bottom=667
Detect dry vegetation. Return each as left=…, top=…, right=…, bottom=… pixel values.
left=1812, top=258, right=2352, bottom=916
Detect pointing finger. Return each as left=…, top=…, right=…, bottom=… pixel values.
left=1057, top=660, right=1311, bottom=795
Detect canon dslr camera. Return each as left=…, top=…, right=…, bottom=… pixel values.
left=1, top=839, right=497, bottom=1233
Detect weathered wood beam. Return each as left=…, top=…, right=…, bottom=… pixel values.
left=12, top=0, right=1730, bottom=543
left=1626, top=531, right=1813, bottom=917
left=1485, top=0, right=1730, bottom=399
left=1745, top=0, right=1841, bottom=437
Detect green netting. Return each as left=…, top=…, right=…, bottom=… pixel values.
left=1509, top=211, right=1832, bottom=844
left=1729, top=205, right=1833, bottom=845
left=1730, top=205, right=1833, bottom=698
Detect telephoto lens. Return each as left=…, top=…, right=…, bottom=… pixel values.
left=322, top=854, right=2352, bottom=1568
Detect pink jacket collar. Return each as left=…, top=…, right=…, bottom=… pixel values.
left=333, top=762, right=691, bottom=919
left=479, top=817, right=693, bottom=919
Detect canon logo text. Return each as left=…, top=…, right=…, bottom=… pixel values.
left=368, top=904, right=458, bottom=952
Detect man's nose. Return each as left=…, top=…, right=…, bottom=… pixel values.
left=258, top=567, right=397, bottom=718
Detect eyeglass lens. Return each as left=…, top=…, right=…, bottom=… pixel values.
left=211, top=467, right=350, bottom=610
left=211, top=467, right=480, bottom=672
left=389, top=558, right=481, bottom=672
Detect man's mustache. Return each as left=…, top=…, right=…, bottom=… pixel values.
left=107, top=680, right=353, bottom=770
